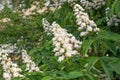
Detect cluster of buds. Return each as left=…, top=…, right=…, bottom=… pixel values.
left=0, top=17, right=11, bottom=30
left=42, top=18, right=52, bottom=35
left=22, top=1, right=40, bottom=18
left=66, top=0, right=77, bottom=6
left=21, top=50, right=40, bottom=72
left=73, top=4, right=100, bottom=37
left=0, top=49, right=23, bottom=80
left=0, top=0, right=26, bottom=11
left=22, top=1, right=57, bottom=18
left=106, top=15, right=120, bottom=26
left=0, top=18, right=11, bottom=23
left=105, top=7, right=120, bottom=26
left=44, top=0, right=63, bottom=7
left=42, top=18, right=82, bottom=62
left=0, top=44, right=17, bottom=54
left=80, top=0, right=105, bottom=10
left=0, top=0, right=13, bottom=10
left=45, top=0, right=77, bottom=7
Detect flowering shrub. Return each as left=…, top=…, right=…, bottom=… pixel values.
left=0, top=0, right=120, bottom=80
left=43, top=18, right=82, bottom=62
left=73, top=4, right=100, bottom=36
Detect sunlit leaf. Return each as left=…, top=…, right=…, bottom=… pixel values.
left=41, top=76, right=52, bottom=80
left=68, top=71, right=83, bottom=79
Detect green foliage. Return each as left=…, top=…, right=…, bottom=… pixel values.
left=100, top=57, right=120, bottom=80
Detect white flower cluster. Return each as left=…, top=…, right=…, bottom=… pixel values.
left=0, top=0, right=25, bottom=11
left=22, top=50, right=40, bottom=72
left=0, top=18, right=11, bottom=23
left=107, top=15, right=120, bottom=26
left=45, top=0, right=77, bottom=7
left=80, top=0, right=105, bottom=10
left=0, top=44, right=17, bottom=54
left=45, top=0, right=62, bottom=7
left=73, top=4, right=100, bottom=37
left=0, top=0, right=12, bottom=10
left=22, top=1, right=40, bottom=18
left=66, top=0, right=77, bottom=5
left=105, top=7, right=110, bottom=21
left=52, top=22, right=82, bottom=62
left=42, top=18, right=52, bottom=35
left=0, top=44, right=40, bottom=79
left=42, top=18, right=82, bottom=62
left=21, top=1, right=57, bottom=18
left=0, top=50, right=23, bottom=80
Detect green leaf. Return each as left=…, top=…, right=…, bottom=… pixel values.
left=85, top=73, right=96, bottom=80
left=81, top=39, right=96, bottom=54
left=86, top=57, right=99, bottom=72
left=114, top=0, right=120, bottom=16
left=41, top=76, right=52, bottom=80
left=25, top=71, right=46, bottom=77
left=68, top=71, right=83, bottom=79
left=101, top=43, right=108, bottom=56
left=101, top=41, right=117, bottom=55
left=100, top=57, right=120, bottom=80
left=108, top=58, right=120, bottom=75
left=93, top=41, right=100, bottom=54
left=111, top=0, right=120, bottom=17
left=100, top=57, right=113, bottom=80
left=106, top=0, right=113, bottom=7
left=12, top=77, right=29, bottom=80
left=98, top=30, right=120, bottom=42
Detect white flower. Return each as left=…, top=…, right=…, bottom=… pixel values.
left=42, top=18, right=52, bottom=35
left=65, top=51, right=72, bottom=57
left=13, top=72, right=19, bottom=77
left=35, top=67, right=40, bottom=71
left=80, top=32, right=88, bottom=36
left=0, top=48, right=23, bottom=80
left=21, top=50, right=40, bottom=72
left=74, top=4, right=100, bottom=37
left=3, top=72, right=11, bottom=80
left=74, top=44, right=80, bottom=49
left=42, top=18, right=82, bottom=62
left=66, top=46, right=72, bottom=51
left=0, top=4, right=4, bottom=10
left=106, top=15, right=120, bottom=26
left=44, top=0, right=77, bottom=7
left=94, top=28, right=100, bottom=32
left=87, top=26, right=93, bottom=32
left=81, top=23, right=86, bottom=28
left=44, top=0, right=50, bottom=6
left=0, top=44, right=43, bottom=79
left=57, top=55, right=65, bottom=62
left=59, top=48, right=65, bottom=54
left=78, top=26, right=84, bottom=31
left=80, top=0, right=105, bottom=10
